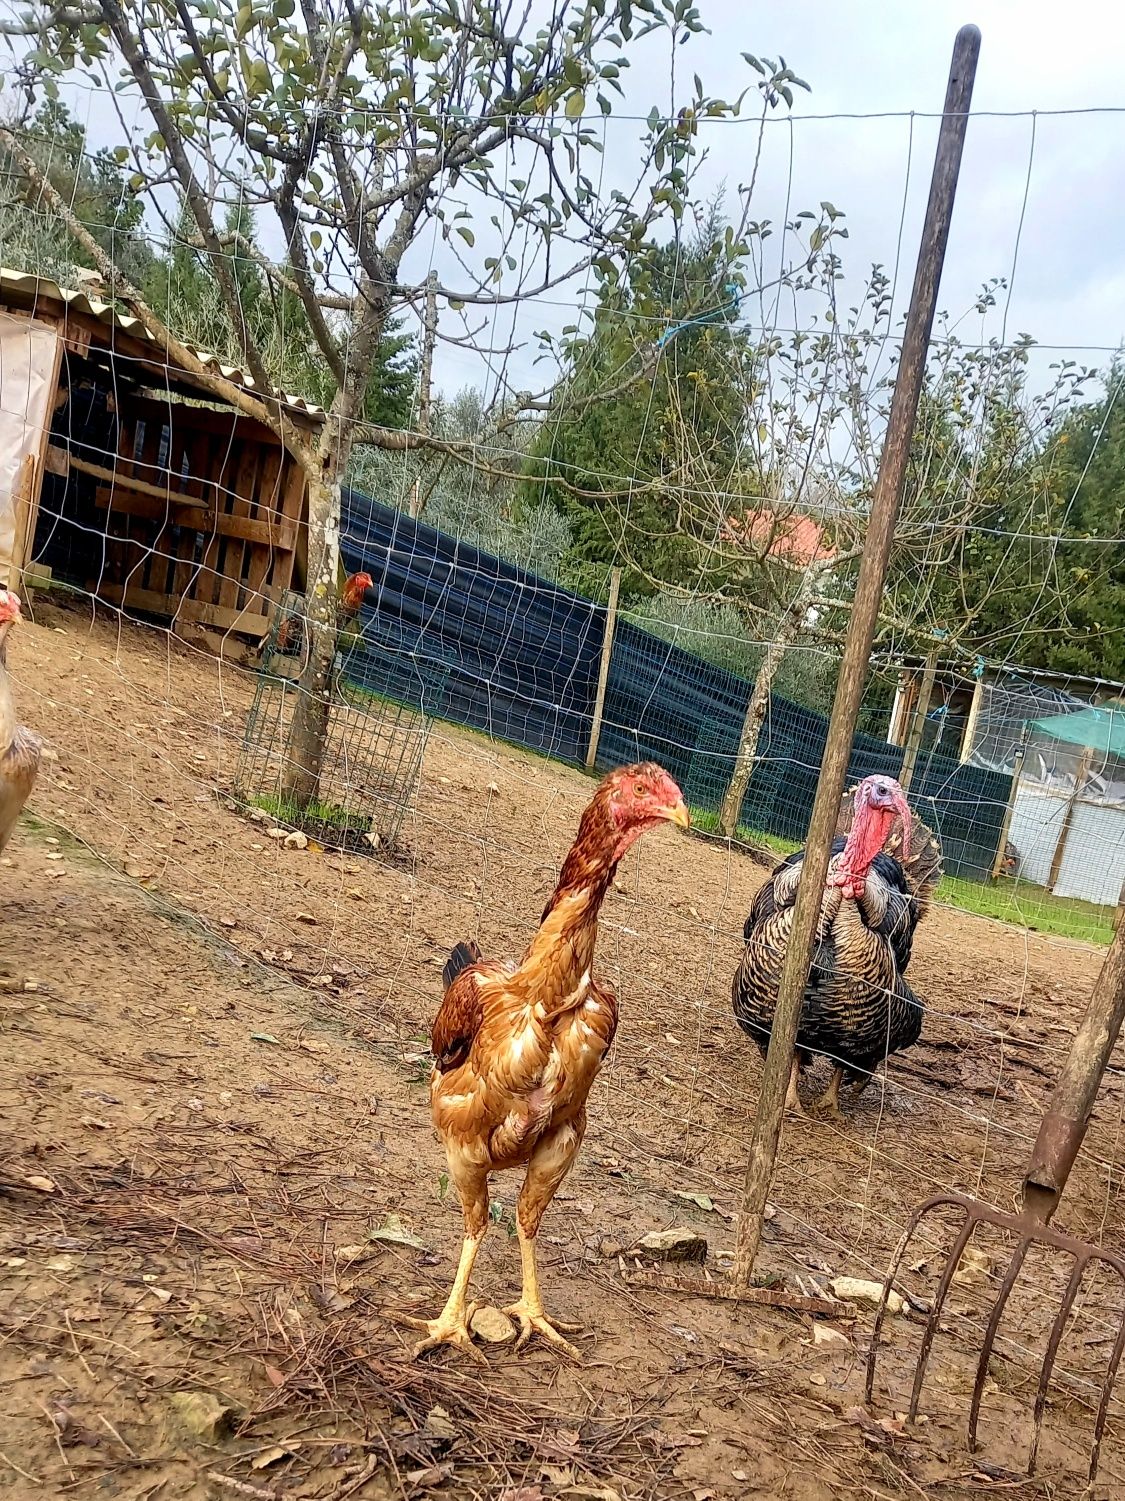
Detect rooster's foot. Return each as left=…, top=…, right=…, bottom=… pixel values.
left=392, top=1301, right=487, bottom=1366
left=503, top=1300, right=583, bottom=1362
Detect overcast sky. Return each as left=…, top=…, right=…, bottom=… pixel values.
left=418, top=0, right=1125, bottom=400
left=37, top=0, right=1125, bottom=404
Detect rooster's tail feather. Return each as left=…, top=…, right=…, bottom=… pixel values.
left=443, top=939, right=482, bottom=993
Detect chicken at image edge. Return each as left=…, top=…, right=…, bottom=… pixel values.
left=400, top=762, right=690, bottom=1363
left=732, top=773, right=942, bottom=1121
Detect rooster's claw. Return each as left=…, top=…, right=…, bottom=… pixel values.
left=503, top=1301, right=583, bottom=1362
left=389, top=1302, right=488, bottom=1365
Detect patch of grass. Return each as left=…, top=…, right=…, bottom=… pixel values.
left=251, top=792, right=358, bottom=832
left=940, top=873, right=1113, bottom=946
left=688, top=805, right=801, bottom=859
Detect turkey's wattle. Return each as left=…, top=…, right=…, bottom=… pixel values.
left=829, top=776, right=912, bottom=899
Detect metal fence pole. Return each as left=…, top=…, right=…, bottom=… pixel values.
left=585, top=566, right=622, bottom=772
left=732, top=23, right=982, bottom=1288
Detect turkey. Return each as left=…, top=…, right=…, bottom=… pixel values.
left=732, top=773, right=942, bottom=1121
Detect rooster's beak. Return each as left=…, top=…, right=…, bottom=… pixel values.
left=665, top=798, right=690, bottom=830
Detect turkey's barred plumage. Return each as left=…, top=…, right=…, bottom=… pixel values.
left=732, top=794, right=942, bottom=1089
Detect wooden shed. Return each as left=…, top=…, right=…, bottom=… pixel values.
left=0, top=268, right=321, bottom=647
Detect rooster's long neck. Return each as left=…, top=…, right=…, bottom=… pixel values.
left=517, top=813, right=617, bottom=990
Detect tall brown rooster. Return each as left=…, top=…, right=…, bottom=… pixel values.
left=402, top=763, right=689, bottom=1363
left=0, top=590, right=43, bottom=854
left=732, top=774, right=942, bottom=1120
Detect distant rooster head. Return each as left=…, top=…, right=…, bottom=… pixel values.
left=0, top=589, right=23, bottom=660
left=829, top=774, right=911, bottom=899
left=601, top=761, right=689, bottom=862
left=348, top=571, right=373, bottom=594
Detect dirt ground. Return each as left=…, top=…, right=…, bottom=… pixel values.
left=1, top=597, right=1123, bottom=1500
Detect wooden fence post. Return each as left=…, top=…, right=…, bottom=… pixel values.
left=1047, top=744, right=1094, bottom=894
left=585, top=566, right=622, bottom=773
left=990, top=737, right=1026, bottom=882
left=732, top=24, right=982, bottom=1288
left=900, top=648, right=939, bottom=790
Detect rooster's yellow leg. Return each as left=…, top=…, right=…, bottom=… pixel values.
left=402, top=1230, right=487, bottom=1364
left=504, top=1122, right=584, bottom=1361
left=397, top=1167, right=489, bottom=1365
left=810, top=1066, right=846, bottom=1124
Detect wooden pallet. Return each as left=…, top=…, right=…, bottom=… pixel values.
left=76, top=394, right=306, bottom=642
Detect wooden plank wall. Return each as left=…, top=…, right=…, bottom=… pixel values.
left=94, top=395, right=307, bottom=639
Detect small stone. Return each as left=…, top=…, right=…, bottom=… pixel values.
left=267, top=827, right=286, bottom=840
left=830, top=1277, right=905, bottom=1315
left=283, top=830, right=308, bottom=850
left=635, top=1229, right=708, bottom=1264
left=470, top=1306, right=516, bottom=1344
left=813, top=1324, right=852, bottom=1350
left=168, top=1390, right=237, bottom=1442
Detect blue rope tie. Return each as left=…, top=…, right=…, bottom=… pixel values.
left=656, top=281, right=742, bottom=350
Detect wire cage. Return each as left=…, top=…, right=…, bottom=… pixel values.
left=231, top=592, right=430, bottom=851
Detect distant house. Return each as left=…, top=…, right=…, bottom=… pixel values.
left=721, top=506, right=836, bottom=568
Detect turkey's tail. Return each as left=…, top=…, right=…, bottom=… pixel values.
left=442, top=939, right=482, bottom=993
left=837, top=787, right=943, bottom=917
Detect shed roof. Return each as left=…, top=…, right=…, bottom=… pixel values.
left=0, top=266, right=324, bottom=421
left=1031, top=704, right=1125, bottom=757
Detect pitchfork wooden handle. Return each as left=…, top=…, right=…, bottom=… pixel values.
left=1024, top=903, right=1125, bottom=1220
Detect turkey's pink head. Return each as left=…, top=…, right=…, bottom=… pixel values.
left=828, top=774, right=911, bottom=899
left=605, top=762, right=690, bottom=862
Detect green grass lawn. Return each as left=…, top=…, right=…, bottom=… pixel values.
left=938, top=873, right=1113, bottom=946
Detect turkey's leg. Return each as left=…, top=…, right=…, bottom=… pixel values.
left=505, top=1119, right=584, bottom=1360
left=810, top=1066, right=846, bottom=1124
left=785, top=1058, right=809, bottom=1118
left=398, top=1165, right=489, bottom=1364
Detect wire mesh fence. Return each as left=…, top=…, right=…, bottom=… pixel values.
left=1, top=16, right=1125, bottom=1493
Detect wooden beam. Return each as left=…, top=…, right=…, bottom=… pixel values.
left=99, top=583, right=270, bottom=637
left=733, top=24, right=982, bottom=1288
left=960, top=676, right=984, bottom=764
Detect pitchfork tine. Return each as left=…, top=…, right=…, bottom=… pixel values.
left=967, top=1236, right=1032, bottom=1452
left=910, top=1209, right=976, bottom=1421
left=865, top=1202, right=928, bottom=1403
left=1089, top=1263, right=1125, bottom=1483
left=1025, top=1255, right=1085, bottom=1475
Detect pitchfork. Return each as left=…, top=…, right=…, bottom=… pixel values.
left=866, top=912, right=1125, bottom=1482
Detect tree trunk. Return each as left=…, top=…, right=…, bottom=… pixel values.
left=899, top=647, right=938, bottom=791
left=719, top=599, right=808, bottom=838
left=282, top=461, right=343, bottom=809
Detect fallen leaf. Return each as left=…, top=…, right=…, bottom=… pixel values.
left=366, top=1214, right=427, bottom=1251
left=79, top=1114, right=110, bottom=1130
left=250, top=1032, right=280, bottom=1046
left=45, top=1255, right=75, bottom=1273
left=672, top=1190, right=715, bottom=1213
left=251, top=1445, right=293, bottom=1470
left=25, top=1175, right=55, bottom=1193
left=263, top=1364, right=287, bottom=1388
left=295, top=911, right=317, bottom=924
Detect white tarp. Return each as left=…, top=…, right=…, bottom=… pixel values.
left=0, top=312, right=59, bottom=586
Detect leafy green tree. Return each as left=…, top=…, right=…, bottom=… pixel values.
left=5, top=0, right=771, bottom=803
left=0, top=98, right=151, bottom=284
